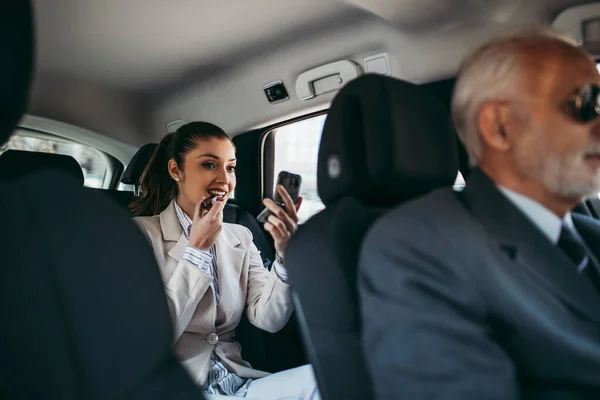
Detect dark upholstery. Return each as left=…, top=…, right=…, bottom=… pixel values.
left=317, top=75, right=458, bottom=207
left=90, top=187, right=138, bottom=210
left=2, top=173, right=204, bottom=399
left=120, top=143, right=158, bottom=186
left=0, top=0, right=33, bottom=144
left=0, top=149, right=85, bottom=184
left=286, top=74, right=459, bottom=400
left=0, top=2, right=203, bottom=398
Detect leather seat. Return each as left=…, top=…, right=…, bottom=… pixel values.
left=285, top=74, right=460, bottom=400
left=120, top=143, right=158, bottom=194
left=92, top=187, right=138, bottom=209
left=0, top=150, right=84, bottom=184
left=0, top=1, right=204, bottom=398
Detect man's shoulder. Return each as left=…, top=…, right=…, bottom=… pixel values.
left=362, top=186, right=488, bottom=265
left=572, top=212, right=600, bottom=228
left=369, top=188, right=467, bottom=236
left=572, top=212, right=600, bottom=240
left=360, top=187, right=489, bottom=291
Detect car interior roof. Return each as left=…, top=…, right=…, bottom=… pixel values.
left=29, top=0, right=596, bottom=148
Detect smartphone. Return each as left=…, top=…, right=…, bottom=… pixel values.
left=257, top=171, right=302, bottom=224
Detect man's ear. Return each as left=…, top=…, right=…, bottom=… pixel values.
left=477, top=102, right=512, bottom=153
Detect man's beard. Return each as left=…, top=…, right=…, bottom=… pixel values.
left=514, top=135, right=600, bottom=199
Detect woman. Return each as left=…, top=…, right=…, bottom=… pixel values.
left=131, top=122, right=319, bottom=399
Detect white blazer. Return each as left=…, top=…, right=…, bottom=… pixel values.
left=134, top=200, right=294, bottom=384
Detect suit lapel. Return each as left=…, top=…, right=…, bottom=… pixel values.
left=160, top=201, right=181, bottom=242
left=572, top=214, right=600, bottom=277
left=167, top=234, right=188, bottom=262
left=159, top=201, right=189, bottom=262
left=462, top=169, right=600, bottom=323
left=214, top=224, right=246, bottom=327
left=573, top=214, right=600, bottom=260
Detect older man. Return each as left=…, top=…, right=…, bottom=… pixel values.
left=359, top=28, right=600, bottom=399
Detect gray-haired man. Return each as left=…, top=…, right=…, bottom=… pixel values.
left=360, top=27, right=600, bottom=399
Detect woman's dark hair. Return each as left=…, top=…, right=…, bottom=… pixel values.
left=130, top=121, right=232, bottom=217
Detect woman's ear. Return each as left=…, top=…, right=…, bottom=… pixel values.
left=167, top=159, right=181, bottom=181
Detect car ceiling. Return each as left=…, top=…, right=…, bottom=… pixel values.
left=27, top=0, right=595, bottom=147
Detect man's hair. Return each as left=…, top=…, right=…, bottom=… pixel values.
left=451, top=26, right=578, bottom=166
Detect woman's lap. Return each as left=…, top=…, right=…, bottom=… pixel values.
left=205, top=365, right=320, bottom=400
left=245, top=365, right=320, bottom=400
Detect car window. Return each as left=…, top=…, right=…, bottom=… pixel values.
left=273, top=114, right=327, bottom=223
left=1, top=132, right=109, bottom=188
left=454, top=171, right=466, bottom=191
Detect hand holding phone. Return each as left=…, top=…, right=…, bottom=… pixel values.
left=257, top=171, right=302, bottom=223
left=258, top=171, right=303, bottom=260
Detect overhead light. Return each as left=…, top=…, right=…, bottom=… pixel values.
left=364, top=53, right=390, bottom=76
left=166, top=120, right=186, bottom=133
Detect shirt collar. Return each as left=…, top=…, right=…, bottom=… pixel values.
left=173, top=201, right=193, bottom=240
left=497, top=185, right=572, bottom=244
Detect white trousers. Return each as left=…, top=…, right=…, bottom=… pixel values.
left=204, top=365, right=321, bottom=400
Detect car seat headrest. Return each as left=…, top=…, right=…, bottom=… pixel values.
left=0, top=150, right=85, bottom=185
left=0, top=1, right=34, bottom=145
left=317, top=74, right=459, bottom=208
left=121, top=143, right=158, bottom=185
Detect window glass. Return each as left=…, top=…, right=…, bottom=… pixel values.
left=1, top=133, right=108, bottom=188
left=454, top=171, right=466, bottom=191
left=273, top=115, right=326, bottom=223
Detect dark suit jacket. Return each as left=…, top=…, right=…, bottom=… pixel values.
left=359, top=169, right=600, bottom=400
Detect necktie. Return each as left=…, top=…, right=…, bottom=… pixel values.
left=557, top=225, right=600, bottom=292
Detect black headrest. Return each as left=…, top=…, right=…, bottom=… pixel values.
left=121, top=143, right=158, bottom=185
left=0, top=150, right=85, bottom=185
left=0, top=1, right=34, bottom=144
left=317, top=74, right=459, bottom=208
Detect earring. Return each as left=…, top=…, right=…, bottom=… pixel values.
left=174, top=176, right=180, bottom=182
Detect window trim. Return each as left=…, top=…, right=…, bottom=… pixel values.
left=7, top=128, right=119, bottom=189
left=260, top=109, right=328, bottom=200
left=261, top=110, right=328, bottom=223
left=18, top=115, right=136, bottom=169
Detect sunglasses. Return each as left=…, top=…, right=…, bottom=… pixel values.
left=563, top=84, right=600, bottom=123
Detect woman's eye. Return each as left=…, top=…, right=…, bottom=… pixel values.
left=202, top=162, right=215, bottom=169
left=227, top=165, right=236, bottom=172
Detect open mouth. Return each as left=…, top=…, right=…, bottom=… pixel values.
left=207, top=188, right=228, bottom=201
left=584, top=153, right=600, bottom=161
left=583, top=154, right=600, bottom=170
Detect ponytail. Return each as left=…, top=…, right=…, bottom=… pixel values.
left=130, top=132, right=177, bottom=217
left=129, top=121, right=232, bottom=217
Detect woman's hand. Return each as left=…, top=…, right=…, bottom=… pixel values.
left=188, top=197, right=225, bottom=251
left=263, top=185, right=303, bottom=261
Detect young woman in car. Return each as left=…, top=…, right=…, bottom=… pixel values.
left=131, top=121, right=319, bottom=399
